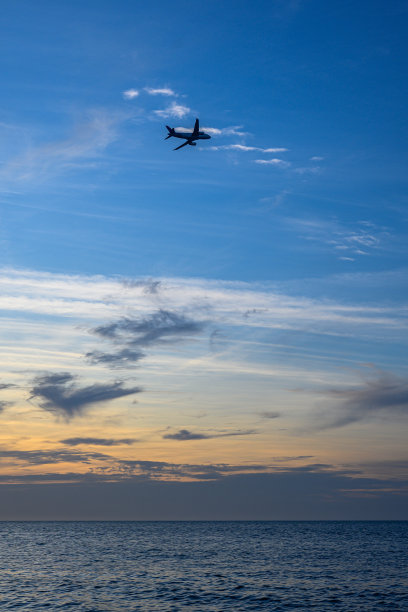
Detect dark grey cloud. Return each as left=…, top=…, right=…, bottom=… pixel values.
left=257, top=411, right=281, bottom=419
left=30, top=372, right=142, bottom=421
left=0, top=383, right=14, bottom=412
left=85, top=348, right=145, bottom=367
left=93, top=309, right=204, bottom=346
left=116, top=458, right=268, bottom=480
left=122, top=278, right=162, bottom=294
left=163, top=429, right=208, bottom=440
left=318, top=370, right=408, bottom=429
left=345, top=458, right=408, bottom=479
left=61, top=437, right=137, bottom=446
left=88, top=309, right=205, bottom=367
left=163, top=429, right=256, bottom=441
left=1, top=466, right=407, bottom=520
left=0, top=449, right=110, bottom=465
left=271, top=455, right=314, bottom=462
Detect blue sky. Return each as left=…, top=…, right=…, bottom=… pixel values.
left=0, top=0, right=407, bottom=519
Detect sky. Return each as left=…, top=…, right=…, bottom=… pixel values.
left=0, top=0, right=407, bottom=519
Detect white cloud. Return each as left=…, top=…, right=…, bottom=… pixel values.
left=144, top=87, right=176, bottom=96
left=310, top=156, right=324, bottom=161
left=210, top=144, right=289, bottom=153
left=210, top=144, right=259, bottom=152
left=223, top=144, right=259, bottom=151
left=255, top=159, right=291, bottom=168
left=123, top=89, right=139, bottom=99
left=154, top=102, right=191, bottom=119
left=264, top=148, right=289, bottom=153
left=203, top=126, right=249, bottom=137
left=0, top=268, right=404, bottom=333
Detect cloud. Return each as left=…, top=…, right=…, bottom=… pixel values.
left=202, top=126, right=249, bottom=137
left=94, top=310, right=204, bottom=346
left=209, top=144, right=288, bottom=153
left=144, top=87, right=176, bottom=96
left=89, top=309, right=205, bottom=367
left=122, top=88, right=139, bottom=99
left=0, top=448, right=110, bottom=465
left=154, top=102, right=191, bottom=119
left=287, top=217, right=387, bottom=259
left=0, top=268, right=405, bottom=378
left=264, top=148, right=289, bottom=153
left=85, top=348, right=145, bottom=367
left=2, top=462, right=408, bottom=520
left=163, top=429, right=208, bottom=440
left=310, top=156, right=324, bottom=161
left=61, top=437, right=137, bottom=446
left=1, top=110, right=122, bottom=183
left=117, top=458, right=267, bottom=479
left=316, top=370, right=408, bottom=429
left=163, top=429, right=256, bottom=441
left=0, top=383, right=14, bottom=412
left=257, top=411, right=281, bottom=419
left=30, top=372, right=142, bottom=421
left=213, top=144, right=259, bottom=152
left=254, top=158, right=291, bottom=168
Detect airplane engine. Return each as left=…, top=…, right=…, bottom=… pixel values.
left=189, top=142, right=197, bottom=146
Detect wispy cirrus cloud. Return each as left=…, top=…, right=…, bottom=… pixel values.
left=255, top=158, right=291, bottom=168
left=29, top=372, right=141, bottom=421
left=210, top=144, right=288, bottom=153
left=205, top=126, right=249, bottom=137
left=0, top=110, right=123, bottom=183
left=0, top=268, right=405, bottom=344
left=314, top=370, right=408, bottom=430
left=153, top=102, right=191, bottom=118
left=144, top=87, right=176, bottom=96
left=293, top=166, right=321, bottom=175
left=288, top=217, right=387, bottom=260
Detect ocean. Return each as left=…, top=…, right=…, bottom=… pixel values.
left=0, top=521, right=407, bottom=610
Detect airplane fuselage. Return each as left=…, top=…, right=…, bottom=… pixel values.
left=173, top=131, right=211, bottom=141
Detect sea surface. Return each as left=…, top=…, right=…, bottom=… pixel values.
left=0, top=521, right=407, bottom=611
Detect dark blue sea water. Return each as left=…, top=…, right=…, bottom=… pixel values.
left=0, top=521, right=407, bottom=610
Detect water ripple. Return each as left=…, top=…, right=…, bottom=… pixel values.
left=0, top=521, right=407, bottom=610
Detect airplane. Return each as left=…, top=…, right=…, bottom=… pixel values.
left=165, top=118, right=211, bottom=150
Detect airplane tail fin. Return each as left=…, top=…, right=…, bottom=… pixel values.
left=165, top=125, right=174, bottom=140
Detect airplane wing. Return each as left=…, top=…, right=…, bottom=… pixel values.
left=192, top=118, right=199, bottom=137
left=174, top=140, right=190, bottom=151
